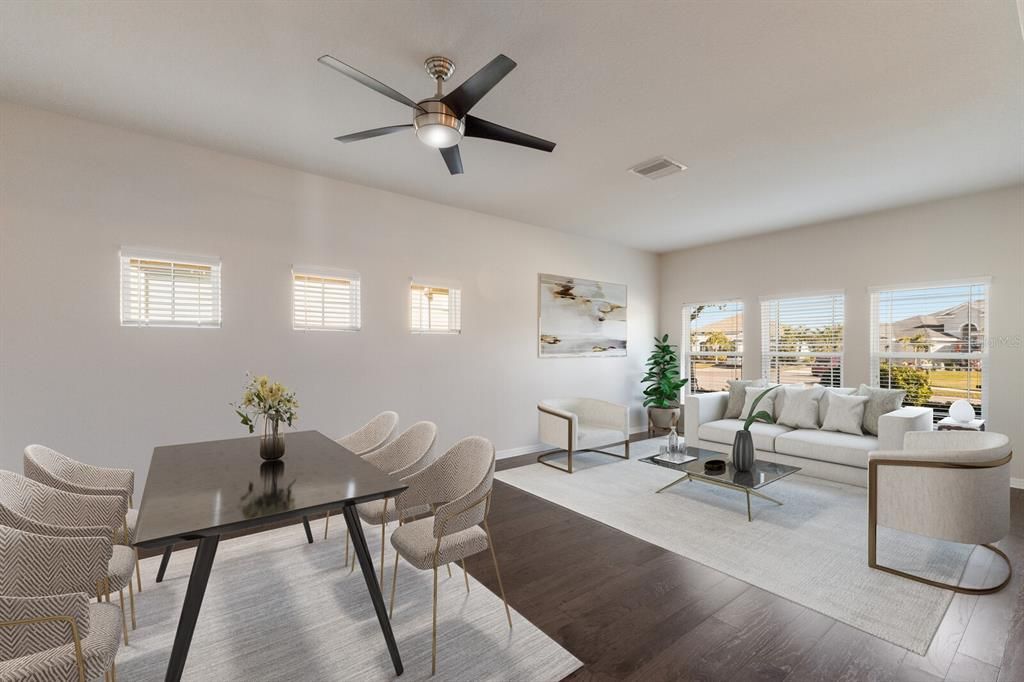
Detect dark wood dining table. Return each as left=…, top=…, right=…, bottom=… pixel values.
left=133, top=430, right=406, bottom=681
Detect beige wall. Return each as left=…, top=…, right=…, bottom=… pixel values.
left=659, top=184, right=1024, bottom=481
left=0, top=102, right=659, bottom=488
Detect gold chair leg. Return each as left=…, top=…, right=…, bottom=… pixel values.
left=344, top=527, right=350, bottom=564
left=134, top=550, right=143, bottom=593
left=389, top=549, right=400, bottom=618
left=379, top=499, right=389, bottom=590
left=484, top=520, right=512, bottom=629
left=324, top=511, right=330, bottom=540
left=110, top=658, right=117, bottom=682
left=431, top=562, right=439, bottom=676
left=461, top=559, right=470, bottom=593
left=105, top=671, right=110, bottom=682
left=118, top=589, right=128, bottom=645
left=127, top=580, right=137, bottom=630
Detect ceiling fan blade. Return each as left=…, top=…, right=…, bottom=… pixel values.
left=464, top=115, right=556, bottom=152
left=334, top=124, right=413, bottom=143
left=318, top=55, right=424, bottom=112
left=441, top=54, right=516, bottom=117
left=440, top=145, right=464, bottom=175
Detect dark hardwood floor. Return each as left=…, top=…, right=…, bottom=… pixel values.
left=460, top=449, right=1024, bottom=682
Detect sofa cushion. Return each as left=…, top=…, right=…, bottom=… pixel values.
left=822, top=394, right=869, bottom=435
left=774, top=429, right=879, bottom=469
left=856, top=384, right=906, bottom=435
left=818, top=387, right=857, bottom=426
left=698, top=419, right=792, bottom=451
left=777, top=385, right=824, bottom=429
left=725, top=380, right=762, bottom=419
left=740, top=386, right=777, bottom=421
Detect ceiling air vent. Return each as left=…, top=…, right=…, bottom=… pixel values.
left=628, top=156, right=687, bottom=180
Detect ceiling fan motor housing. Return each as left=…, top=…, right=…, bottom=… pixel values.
left=413, top=98, right=465, bottom=148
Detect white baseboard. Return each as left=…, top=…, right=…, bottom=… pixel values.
left=1012, top=477, right=1024, bottom=490
left=496, top=426, right=651, bottom=461
left=496, top=443, right=547, bottom=460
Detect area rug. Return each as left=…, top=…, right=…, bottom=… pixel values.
left=118, top=518, right=581, bottom=680
left=496, top=438, right=973, bottom=655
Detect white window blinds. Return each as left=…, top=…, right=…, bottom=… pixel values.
left=870, top=279, right=988, bottom=421
left=409, top=281, right=461, bottom=334
left=292, top=266, right=361, bottom=331
left=761, top=292, right=844, bottom=386
left=682, top=301, right=743, bottom=393
left=120, top=249, right=221, bottom=327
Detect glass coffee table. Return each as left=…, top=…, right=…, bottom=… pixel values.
left=640, top=445, right=801, bottom=521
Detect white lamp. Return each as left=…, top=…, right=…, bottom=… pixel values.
left=949, top=399, right=975, bottom=423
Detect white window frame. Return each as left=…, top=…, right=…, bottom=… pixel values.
left=869, top=277, right=990, bottom=420
left=291, top=265, right=361, bottom=332
left=760, top=290, right=845, bottom=386
left=681, top=300, right=744, bottom=394
left=119, top=247, right=221, bottom=328
left=409, top=278, right=462, bottom=335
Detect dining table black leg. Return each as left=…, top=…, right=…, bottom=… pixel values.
left=342, top=504, right=403, bottom=676
left=302, top=515, right=314, bottom=543
left=165, top=535, right=220, bottom=682
left=156, top=545, right=173, bottom=583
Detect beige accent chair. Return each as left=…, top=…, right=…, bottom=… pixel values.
left=537, top=398, right=630, bottom=473
left=0, top=526, right=123, bottom=681
left=0, top=472, right=138, bottom=644
left=387, top=436, right=511, bottom=675
left=868, top=430, right=1013, bottom=594
left=22, top=445, right=142, bottom=595
left=336, top=411, right=400, bottom=456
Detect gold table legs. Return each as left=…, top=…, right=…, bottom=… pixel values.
left=655, top=472, right=784, bottom=521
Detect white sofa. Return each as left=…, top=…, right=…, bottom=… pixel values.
left=684, top=390, right=933, bottom=487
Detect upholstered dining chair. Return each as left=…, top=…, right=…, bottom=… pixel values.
left=22, top=445, right=142, bottom=594
left=336, top=411, right=400, bottom=456
left=387, top=436, right=510, bottom=675
left=868, top=430, right=1013, bottom=594
left=537, top=398, right=630, bottom=473
left=0, top=526, right=123, bottom=681
left=338, top=421, right=439, bottom=585
left=0, top=471, right=137, bottom=644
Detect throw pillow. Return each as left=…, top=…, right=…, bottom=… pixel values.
left=821, top=394, right=869, bottom=435
left=740, top=386, right=776, bottom=422
left=725, top=380, right=762, bottom=419
left=777, top=385, right=825, bottom=429
left=856, top=384, right=906, bottom=436
left=818, top=387, right=857, bottom=426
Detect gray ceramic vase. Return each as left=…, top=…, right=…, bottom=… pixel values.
left=732, top=429, right=754, bottom=472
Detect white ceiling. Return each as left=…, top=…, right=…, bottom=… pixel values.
left=1, top=1, right=1021, bottom=252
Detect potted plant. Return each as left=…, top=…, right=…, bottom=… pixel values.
left=642, top=334, right=688, bottom=430
left=732, top=385, right=778, bottom=472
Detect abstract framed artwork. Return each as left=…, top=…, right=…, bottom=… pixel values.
left=538, top=273, right=627, bottom=357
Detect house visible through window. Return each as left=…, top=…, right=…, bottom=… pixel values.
left=870, top=280, right=988, bottom=421
left=682, top=301, right=743, bottom=393
left=761, top=292, right=844, bottom=386
left=409, top=281, right=461, bottom=334
left=292, top=267, right=361, bottom=331
left=120, top=249, right=221, bottom=327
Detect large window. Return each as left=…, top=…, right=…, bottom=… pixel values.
left=120, top=249, right=221, bottom=327
left=871, top=280, right=988, bottom=421
left=682, top=301, right=743, bottom=393
left=409, top=280, right=461, bottom=334
left=761, top=292, right=844, bottom=386
left=292, top=267, right=361, bottom=331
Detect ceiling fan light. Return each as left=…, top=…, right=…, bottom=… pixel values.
left=413, top=99, right=465, bottom=149
left=416, top=123, right=462, bottom=148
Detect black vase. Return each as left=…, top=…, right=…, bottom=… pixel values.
left=732, top=430, right=754, bottom=472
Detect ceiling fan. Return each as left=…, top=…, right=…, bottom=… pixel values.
left=318, top=53, right=556, bottom=175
